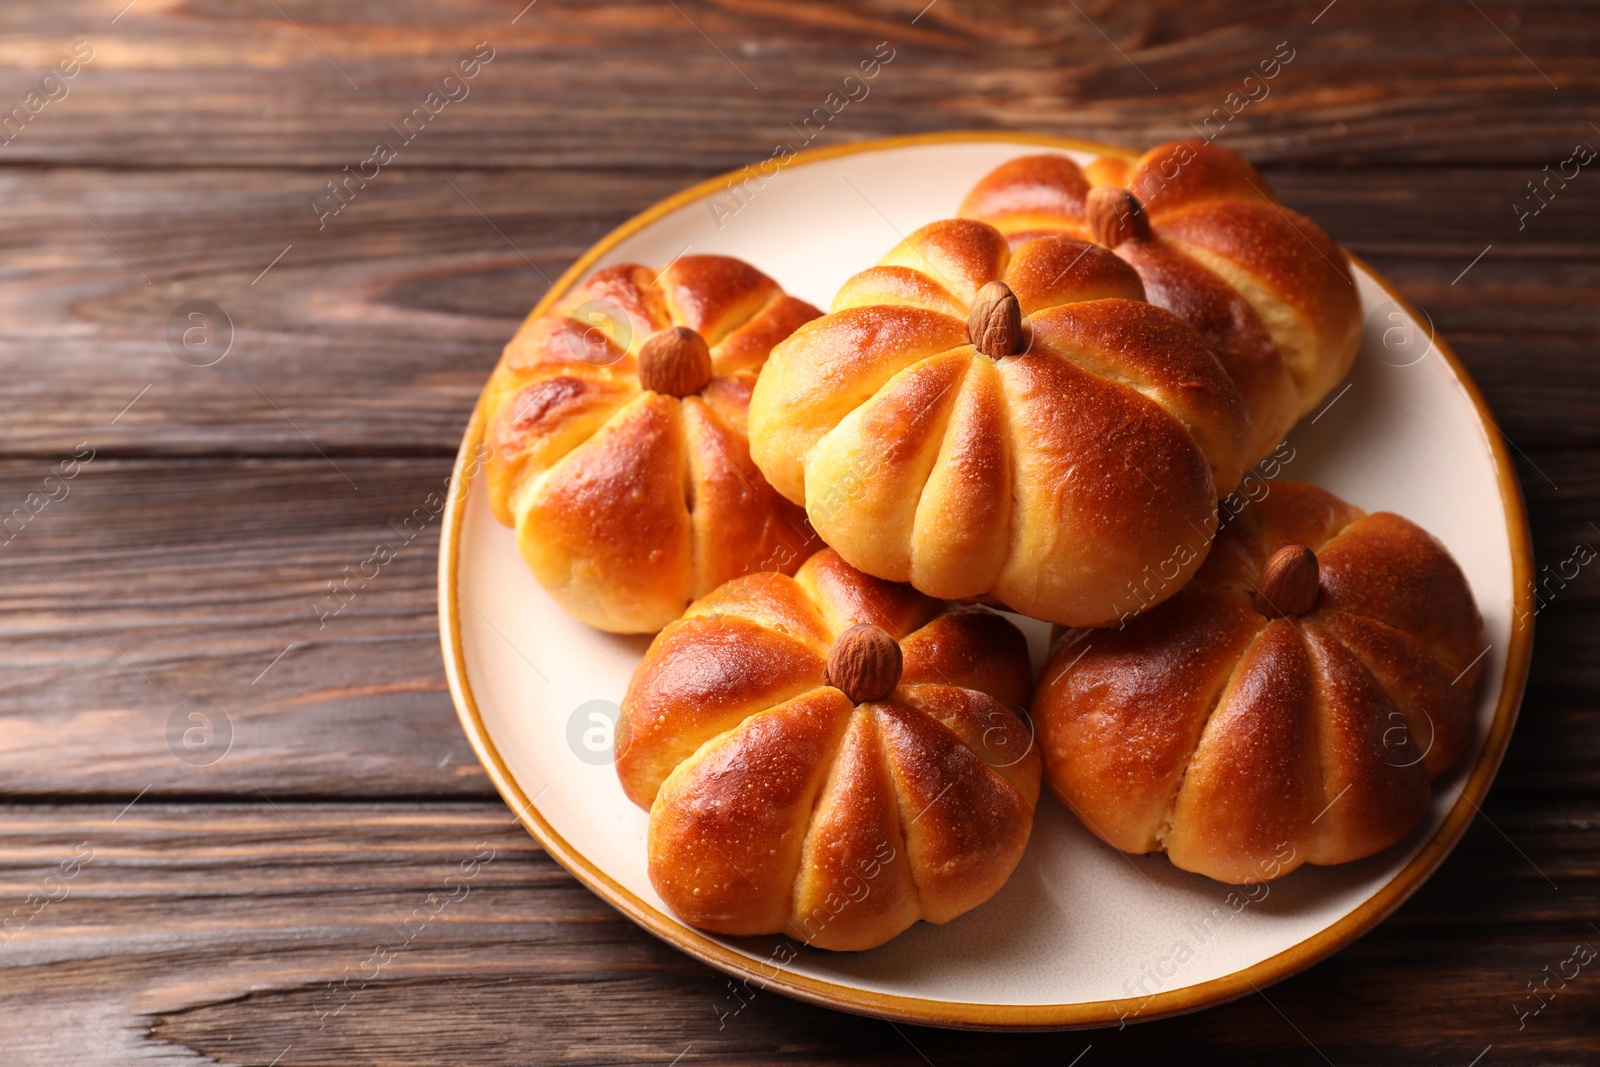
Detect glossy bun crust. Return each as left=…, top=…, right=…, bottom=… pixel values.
left=748, top=217, right=1251, bottom=628
left=483, top=255, right=822, bottom=633
left=616, top=549, right=1041, bottom=950
left=1033, top=482, right=1484, bottom=884
left=962, top=140, right=1362, bottom=463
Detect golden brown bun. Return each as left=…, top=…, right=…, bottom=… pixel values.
left=483, top=255, right=823, bottom=633
left=961, top=141, right=1362, bottom=463
left=748, top=217, right=1251, bottom=627
left=1032, top=481, right=1484, bottom=884
left=616, top=548, right=1040, bottom=950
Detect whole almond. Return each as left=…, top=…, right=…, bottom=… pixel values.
left=968, top=280, right=1024, bottom=359
left=826, top=623, right=903, bottom=704
left=637, top=326, right=713, bottom=398
left=1254, top=544, right=1320, bottom=619
left=1086, top=186, right=1152, bottom=249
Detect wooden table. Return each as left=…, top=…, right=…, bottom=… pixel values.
left=2, top=1, right=1596, bottom=1063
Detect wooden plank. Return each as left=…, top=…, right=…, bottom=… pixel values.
left=0, top=166, right=674, bottom=456
left=0, top=1, right=1594, bottom=170
left=0, top=457, right=493, bottom=799
left=1, top=454, right=1595, bottom=800
left=0, top=3, right=1594, bottom=1059
left=0, top=166, right=1596, bottom=457
left=0, top=800, right=1590, bottom=1065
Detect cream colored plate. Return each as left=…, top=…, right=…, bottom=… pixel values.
left=440, top=133, right=1533, bottom=1030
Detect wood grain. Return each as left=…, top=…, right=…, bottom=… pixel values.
left=0, top=455, right=1593, bottom=801
left=0, top=167, right=1596, bottom=457
left=0, top=1, right=1594, bottom=170
left=0, top=0, right=1597, bottom=1061
left=0, top=457, right=491, bottom=798
left=0, top=802, right=1591, bottom=1066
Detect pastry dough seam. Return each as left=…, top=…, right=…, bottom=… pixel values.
left=777, top=692, right=864, bottom=924
left=1307, top=614, right=1442, bottom=778
left=1168, top=237, right=1318, bottom=400
left=1154, top=618, right=1268, bottom=849
left=651, top=266, right=778, bottom=348
left=874, top=697, right=1023, bottom=916
left=511, top=390, right=673, bottom=516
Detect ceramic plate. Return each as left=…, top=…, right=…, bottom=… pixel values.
left=439, top=133, right=1533, bottom=1030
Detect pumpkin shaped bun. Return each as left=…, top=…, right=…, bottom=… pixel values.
left=483, top=255, right=822, bottom=634
left=1033, top=481, right=1484, bottom=885
left=962, top=140, right=1362, bottom=463
left=616, top=549, right=1040, bottom=950
left=748, top=217, right=1252, bottom=628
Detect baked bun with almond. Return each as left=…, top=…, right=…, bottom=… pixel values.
left=1033, top=481, right=1484, bottom=884
left=616, top=548, right=1040, bottom=950
left=961, top=141, right=1362, bottom=463
left=483, top=255, right=822, bottom=633
left=747, top=217, right=1252, bottom=628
